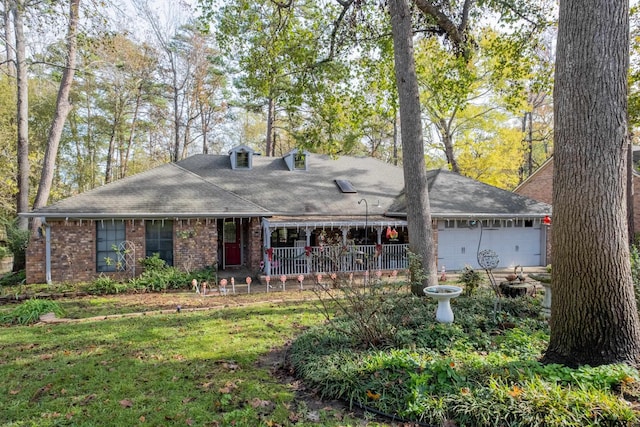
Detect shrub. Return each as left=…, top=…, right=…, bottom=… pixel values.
left=458, top=265, right=482, bottom=296
left=129, top=254, right=191, bottom=292
left=314, top=271, right=418, bottom=349
left=85, top=275, right=130, bottom=295
left=139, top=253, right=167, bottom=271
left=288, top=290, right=640, bottom=426
left=2, top=217, right=29, bottom=271
left=0, top=298, right=64, bottom=325
left=0, top=270, right=25, bottom=287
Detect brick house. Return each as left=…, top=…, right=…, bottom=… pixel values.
left=22, top=146, right=551, bottom=284
left=515, top=154, right=640, bottom=256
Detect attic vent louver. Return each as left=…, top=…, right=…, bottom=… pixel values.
left=335, top=179, right=357, bottom=193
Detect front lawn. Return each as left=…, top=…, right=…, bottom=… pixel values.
left=4, top=274, right=640, bottom=426
left=0, top=300, right=373, bottom=427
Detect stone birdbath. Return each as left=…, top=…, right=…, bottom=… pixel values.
left=424, top=285, right=463, bottom=324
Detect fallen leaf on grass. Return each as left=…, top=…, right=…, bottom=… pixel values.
left=9, top=389, right=20, bottom=395
left=250, top=398, right=272, bottom=408
left=186, top=418, right=194, bottom=426
left=182, top=397, right=196, bottom=404
left=119, top=399, right=133, bottom=408
left=30, top=383, right=53, bottom=403
left=288, top=411, right=300, bottom=422
left=78, top=394, right=96, bottom=406
left=218, top=381, right=238, bottom=394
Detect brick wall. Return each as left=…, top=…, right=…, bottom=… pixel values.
left=247, top=217, right=262, bottom=271
left=26, top=217, right=226, bottom=285
left=26, top=220, right=96, bottom=284
left=514, top=159, right=553, bottom=205
left=174, top=219, right=218, bottom=272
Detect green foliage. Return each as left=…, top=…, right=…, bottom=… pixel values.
left=290, top=288, right=640, bottom=425
left=138, top=252, right=168, bottom=271
left=1, top=217, right=29, bottom=270
left=0, top=298, right=64, bottom=325
left=631, top=245, right=640, bottom=287
left=0, top=245, right=10, bottom=259
left=130, top=254, right=190, bottom=292
left=85, top=274, right=130, bottom=295
left=314, top=271, right=415, bottom=349
left=458, top=265, right=482, bottom=296
left=86, top=254, right=210, bottom=295
left=407, top=250, right=428, bottom=295
left=0, top=270, right=25, bottom=287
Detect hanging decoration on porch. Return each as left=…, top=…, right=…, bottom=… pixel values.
left=305, top=246, right=312, bottom=256
left=265, top=247, right=273, bottom=261
left=386, top=227, right=399, bottom=241
left=375, top=244, right=383, bottom=257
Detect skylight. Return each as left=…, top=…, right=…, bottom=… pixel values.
left=335, top=179, right=357, bottom=193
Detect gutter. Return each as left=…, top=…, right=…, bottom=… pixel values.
left=18, top=212, right=271, bottom=219
left=385, top=212, right=551, bottom=219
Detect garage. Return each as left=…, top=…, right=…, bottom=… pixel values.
left=436, top=219, right=546, bottom=271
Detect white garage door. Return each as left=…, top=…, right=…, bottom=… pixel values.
left=436, top=220, right=543, bottom=271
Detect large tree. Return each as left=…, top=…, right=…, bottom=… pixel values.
left=543, top=0, right=640, bottom=366
left=31, top=0, right=79, bottom=217
left=389, top=0, right=438, bottom=292
left=11, top=0, right=28, bottom=230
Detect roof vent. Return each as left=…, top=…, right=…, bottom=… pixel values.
left=335, top=179, right=357, bottom=193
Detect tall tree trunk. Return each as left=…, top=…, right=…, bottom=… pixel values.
left=32, top=0, right=79, bottom=213
left=122, top=89, right=143, bottom=178
left=172, top=64, right=181, bottom=162
left=104, top=119, right=117, bottom=184
left=392, top=106, right=398, bottom=166
left=628, top=137, right=635, bottom=244
left=12, top=0, right=28, bottom=230
left=4, top=0, right=15, bottom=78
left=266, top=97, right=275, bottom=157
left=439, top=117, right=460, bottom=173
left=543, top=0, right=640, bottom=367
left=389, top=0, right=438, bottom=295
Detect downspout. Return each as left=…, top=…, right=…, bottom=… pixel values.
left=43, top=218, right=52, bottom=285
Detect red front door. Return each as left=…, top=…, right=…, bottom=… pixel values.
left=224, top=219, right=241, bottom=266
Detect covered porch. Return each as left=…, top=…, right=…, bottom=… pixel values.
left=261, top=216, right=410, bottom=276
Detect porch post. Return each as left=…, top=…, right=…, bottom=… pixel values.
left=262, top=219, right=271, bottom=276
left=377, top=225, right=383, bottom=270
left=305, top=227, right=311, bottom=274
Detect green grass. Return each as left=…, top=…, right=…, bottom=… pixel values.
left=6, top=277, right=640, bottom=426
left=0, top=300, right=376, bottom=427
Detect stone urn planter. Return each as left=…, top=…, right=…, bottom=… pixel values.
left=424, top=285, right=463, bottom=324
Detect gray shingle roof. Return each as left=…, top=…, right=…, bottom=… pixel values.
left=26, top=153, right=550, bottom=219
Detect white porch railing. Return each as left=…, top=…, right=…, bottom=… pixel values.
left=268, top=244, right=409, bottom=276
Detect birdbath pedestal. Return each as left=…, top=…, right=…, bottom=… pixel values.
left=424, top=285, right=463, bottom=324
